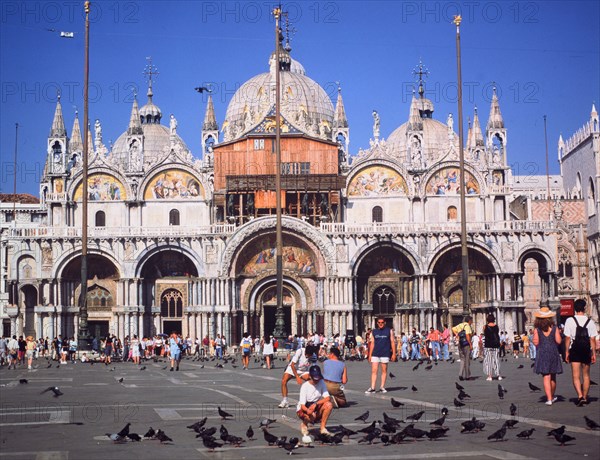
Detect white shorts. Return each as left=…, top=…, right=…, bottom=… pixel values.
left=370, top=356, right=390, bottom=363
left=285, top=366, right=309, bottom=377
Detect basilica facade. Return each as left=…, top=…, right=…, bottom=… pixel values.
left=1, top=41, right=595, bottom=344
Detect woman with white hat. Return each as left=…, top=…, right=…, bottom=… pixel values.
left=532, top=307, right=563, bottom=405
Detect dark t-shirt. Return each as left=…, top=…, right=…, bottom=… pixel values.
left=372, top=327, right=392, bottom=358
left=483, top=324, right=500, bottom=349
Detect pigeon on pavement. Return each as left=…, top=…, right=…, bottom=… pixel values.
left=487, top=425, right=507, bottom=441
left=355, top=410, right=370, bottom=423
left=218, top=407, right=233, bottom=420
left=516, top=428, right=535, bottom=439
left=40, top=386, right=63, bottom=397
left=528, top=382, right=541, bottom=392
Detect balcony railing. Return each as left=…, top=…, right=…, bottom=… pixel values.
left=8, top=224, right=236, bottom=239
left=319, top=220, right=556, bottom=235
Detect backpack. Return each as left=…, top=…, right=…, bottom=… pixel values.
left=571, top=317, right=591, bottom=359
left=458, top=328, right=469, bottom=347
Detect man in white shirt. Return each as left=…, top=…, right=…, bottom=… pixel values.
left=296, top=365, right=333, bottom=436
left=564, top=299, right=598, bottom=406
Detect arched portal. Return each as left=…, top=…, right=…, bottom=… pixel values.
left=432, top=247, right=496, bottom=328
left=355, top=245, right=416, bottom=334
left=62, top=254, right=119, bottom=339
left=139, top=249, right=198, bottom=336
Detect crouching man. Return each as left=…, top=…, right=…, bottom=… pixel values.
left=296, top=365, right=333, bottom=437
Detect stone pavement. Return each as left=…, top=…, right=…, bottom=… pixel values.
left=0, top=353, right=598, bottom=460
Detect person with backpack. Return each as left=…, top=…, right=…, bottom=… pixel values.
left=452, top=316, right=473, bottom=381
left=564, top=299, right=598, bottom=406
left=239, top=332, right=252, bottom=370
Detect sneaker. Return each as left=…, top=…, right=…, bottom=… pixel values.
left=365, top=387, right=376, bottom=393
left=498, top=376, right=503, bottom=381
left=551, top=397, right=558, bottom=403
left=576, top=397, right=585, bottom=407
left=379, top=387, right=387, bottom=393
left=300, top=423, right=309, bottom=436
left=278, top=399, right=289, bottom=408
left=320, top=428, right=332, bottom=436
left=545, top=400, right=553, bottom=406
left=28, top=366, right=32, bottom=370
left=170, top=367, right=174, bottom=372
left=486, top=377, right=492, bottom=381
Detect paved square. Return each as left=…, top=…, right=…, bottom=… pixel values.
left=1, top=354, right=598, bottom=460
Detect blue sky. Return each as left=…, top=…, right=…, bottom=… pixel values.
left=1, top=1, right=598, bottom=195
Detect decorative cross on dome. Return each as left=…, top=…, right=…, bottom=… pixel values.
left=413, top=60, right=429, bottom=98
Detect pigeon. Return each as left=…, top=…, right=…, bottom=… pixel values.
left=118, top=378, right=124, bottom=383
left=224, top=434, right=244, bottom=446
left=127, top=433, right=141, bottom=442
left=155, top=429, right=172, bottom=443
left=247, top=425, right=255, bottom=439
left=406, top=410, right=424, bottom=422
left=259, top=418, right=277, bottom=428
left=430, top=415, right=446, bottom=427
left=391, top=431, right=408, bottom=444
left=144, top=427, right=156, bottom=438
left=19, top=379, right=28, bottom=384
left=380, top=434, right=391, bottom=445
left=383, top=412, right=402, bottom=426
left=262, top=428, right=279, bottom=446
left=498, top=385, right=506, bottom=400
left=530, top=362, right=535, bottom=368
left=547, top=425, right=566, bottom=437
left=441, top=407, right=449, bottom=416
left=106, top=433, right=126, bottom=443
left=487, top=425, right=507, bottom=441
left=517, top=364, right=524, bottom=369
left=196, top=427, right=217, bottom=439
left=528, top=382, right=541, bottom=392
left=516, top=428, right=535, bottom=439
left=390, top=397, right=404, bottom=408
left=457, top=390, right=470, bottom=400
left=358, top=421, right=378, bottom=434
left=510, top=403, right=517, bottom=416
left=355, top=410, right=370, bottom=423
left=584, top=416, right=600, bottom=430
left=139, top=366, right=146, bottom=371
left=117, top=423, right=131, bottom=437
left=455, top=382, right=465, bottom=391
left=281, top=437, right=299, bottom=454
left=461, top=420, right=479, bottom=433
left=402, top=425, right=428, bottom=439
left=338, top=425, right=357, bottom=437
left=504, top=420, right=519, bottom=429
left=389, top=372, right=396, bottom=379
left=358, top=428, right=381, bottom=444
left=426, top=428, right=449, bottom=440
left=454, top=398, right=465, bottom=407
left=412, top=363, right=420, bottom=371
left=220, top=424, right=229, bottom=437
left=411, top=385, right=418, bottom=392
left=187, top=418, right=207, bottom=431
left=40, top=386, right=63, bottom=397
left=381, top=422, right=397, bottom=434
left=425, top=365, right=433, bottom=371
left=218, top=407, right=233, bottom=420
left=194, top=86, right=211, bottom=93
left=554, top=433, right=576, bottom=446
left=203, top=437, right=223, bottom=451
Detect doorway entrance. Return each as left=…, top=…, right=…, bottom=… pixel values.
left=88, top=320, right=109, bottom=339
left=163, top=320, right=182, bottom=335
left=263, top=305, right=292, bottom=338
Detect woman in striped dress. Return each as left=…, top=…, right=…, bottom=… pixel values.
left=483, top=314, right=502, bottom=381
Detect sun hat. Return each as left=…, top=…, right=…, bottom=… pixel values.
left=308, top=365, right=323, bottom=381
left=533, top=307, right=556, bottom=318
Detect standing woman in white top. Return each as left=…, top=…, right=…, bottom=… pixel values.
left=130, top=335, right=140, bottom=365
left=262, top=335, right=274, bottom=370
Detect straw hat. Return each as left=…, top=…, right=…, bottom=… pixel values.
left=533, top=307, right=556, bottom=318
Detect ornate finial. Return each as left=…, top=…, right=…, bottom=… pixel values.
left=412, top=60, right=429, bottom=99
left=84, top=1, right=90, bottom=14
left=272, top=4, right=281, bottom=19
left=474, top=106, right=478, bottom=115
left=57, top=90, right=61, bottom=102
left=143, top=56, right=159, bottom=100
left=453, top=15, right=462, bottom=26
left=336, top=81, right=341, bottom=94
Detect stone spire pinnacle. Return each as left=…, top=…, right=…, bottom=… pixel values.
left=203, top=94, right=218, bottom=131
left=70, top=111, right=83, bottom=152
left=128, top=94, right=143, bottom=135
left=592, top=103, right=598, bottom=117
left=87, top=123, right=93, bottom=152
left=50, top=94, right=67, bottom=137
left=471, top=106, right=485, bottom=147
left=407, top=92, right=423, bottom=131
left=487, top=85, right=504, bottom=129
left=333, top=85, right=348, bottom=129
left=466, top=116, right=472, bottom=149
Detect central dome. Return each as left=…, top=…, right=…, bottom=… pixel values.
left=222, top=53, right=334, bottom=142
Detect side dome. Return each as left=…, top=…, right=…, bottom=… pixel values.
left=221, top=52, right=334, bottom=142
left=110, top=123, right=192, bottom=169
left=387, top=118, right=456, bottom=163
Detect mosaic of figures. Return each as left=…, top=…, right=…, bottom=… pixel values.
left=240, top=236, right=316, bottom=276
left=426, top=167, right=480, bottom=195
left=347, top=166, right=408, bottom=197
left=144, top=169, right=204, bottom=200
left=74, top=174, right=126, bottom=201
